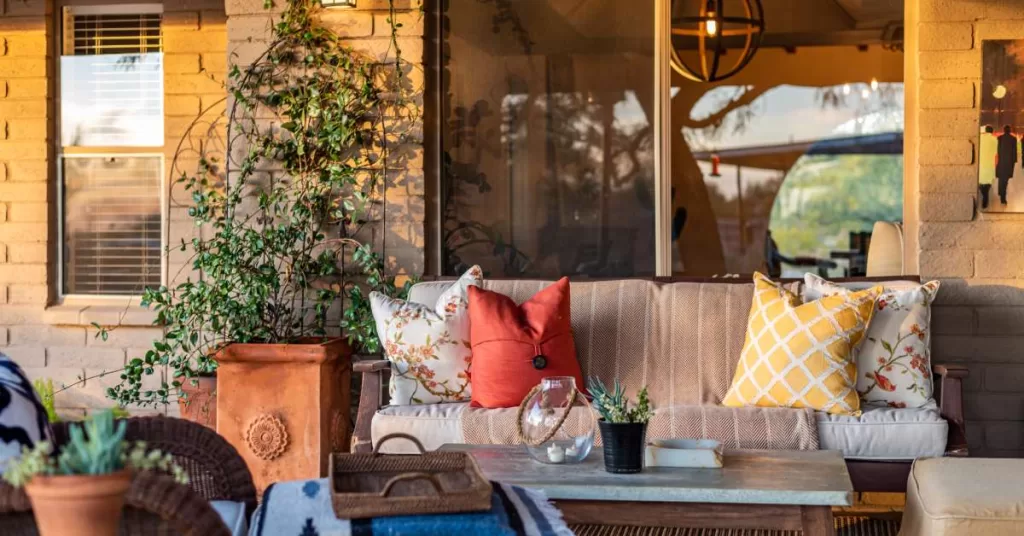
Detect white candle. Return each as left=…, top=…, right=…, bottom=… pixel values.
left=565, top=445, right=579, bottom=458
left=547, top=444, right=565, bottom=463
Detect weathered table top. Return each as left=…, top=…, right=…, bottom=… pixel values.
left=440, top=445, right=854, bottom=507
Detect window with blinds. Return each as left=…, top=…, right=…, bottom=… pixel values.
left=60, top=6, right=165, bottom=296
left=62, top=157, right=163, bottom=295
left=60, top=8, right=163, bottom=147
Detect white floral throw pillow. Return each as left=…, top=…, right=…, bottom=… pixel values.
left=804, top=274, right=940, bottom=408
left=370, top=266, right=482, bottom=405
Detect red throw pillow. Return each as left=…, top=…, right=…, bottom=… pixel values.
left=468, top=278, right=584, bottom=408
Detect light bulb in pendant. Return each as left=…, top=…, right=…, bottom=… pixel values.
left=705, top=15, right=718, bottom=37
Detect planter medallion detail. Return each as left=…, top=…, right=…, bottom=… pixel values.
left=246, top=414, right=289, bottom=460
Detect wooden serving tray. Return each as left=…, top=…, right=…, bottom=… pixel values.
left=330, top=433, right=493, bottom=519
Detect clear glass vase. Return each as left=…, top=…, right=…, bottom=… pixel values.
left=518, top=376, right=596, bottom=464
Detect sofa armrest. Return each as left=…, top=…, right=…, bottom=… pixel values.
left=934, top=364, right=969, bottom=457
left=354, top=359, right=391, bottom=373
left=352, top=359, right=391, bottom=453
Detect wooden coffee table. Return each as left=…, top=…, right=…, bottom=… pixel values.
left=441, top=445, right=853, bottom=535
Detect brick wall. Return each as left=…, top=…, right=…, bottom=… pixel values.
left=0, top=0, right=227, bottom=417
left=912, top=0, right=1024, bottom=456
left=0, top=0, right=423, bottom=416
left=224, top=0, right=426, bottom=273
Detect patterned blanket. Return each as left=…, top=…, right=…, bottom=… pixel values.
left=249, top=478, right=573, bottom=536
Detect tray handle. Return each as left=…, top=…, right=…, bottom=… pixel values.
left=373, top=433, right=427, bottom=455
left=379, top=472, right=445, bottom=498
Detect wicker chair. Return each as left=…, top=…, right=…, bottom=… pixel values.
left=0, top=416, right=257, bottom=535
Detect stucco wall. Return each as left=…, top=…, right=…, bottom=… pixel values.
left=911, top=0, right=1024, bottom=456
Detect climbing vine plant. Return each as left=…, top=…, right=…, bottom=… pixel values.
left=107, top=0, right=417, bottom=407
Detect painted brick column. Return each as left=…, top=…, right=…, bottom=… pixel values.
left=911, top=0, right=1024, bottom=456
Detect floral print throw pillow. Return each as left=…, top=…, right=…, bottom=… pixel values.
left=804, top=274, right=940, bottom=408
left=370, top=266, right=482, bottom=405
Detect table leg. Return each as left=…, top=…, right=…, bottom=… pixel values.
left=800, top=505, right=835, bottom=536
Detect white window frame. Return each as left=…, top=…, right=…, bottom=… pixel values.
left=57, top=3, right=167, bottom=300
left=654, top=0, right=672, bottom=276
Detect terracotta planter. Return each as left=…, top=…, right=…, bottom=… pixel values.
left=25, top=470, right=133, bottom=536
left=177, top=375, right=217, bottom=429
left=216, top=337, right=351, bottom=494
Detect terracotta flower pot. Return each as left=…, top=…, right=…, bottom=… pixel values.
left=25, top=470, right=133, bottom=536
left=177, top=375, right=217, bottom=429
left=216, top=337, right=351, bottom=494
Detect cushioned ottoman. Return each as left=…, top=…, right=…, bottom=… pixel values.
left=901, top=458, right=1024, bottom=536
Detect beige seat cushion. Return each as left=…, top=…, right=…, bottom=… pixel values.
left=372, top=402, right=819, bottom=454
left=901, top=458, right=1024, bottom=536
left=371, top=403, right=466, bottom=453
left=459, top=404, right=819, bottom=451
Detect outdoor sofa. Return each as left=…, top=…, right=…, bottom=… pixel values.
left=353, top=276, right=967, bottom=493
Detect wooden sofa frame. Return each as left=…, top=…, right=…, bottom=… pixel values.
left=352, top=276, right=968, bottom=493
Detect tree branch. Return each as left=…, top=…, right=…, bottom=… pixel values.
left=680, top=85, right=769, bottom=130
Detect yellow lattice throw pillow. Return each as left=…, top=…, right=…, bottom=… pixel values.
left=722, top=272, right=881, bottom=416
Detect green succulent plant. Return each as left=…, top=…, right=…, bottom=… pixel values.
left=2, top=410, right=188, bottom=488
left=57, top=409, right=127, bottom=475
left=588, top=377, right=654, bottom=424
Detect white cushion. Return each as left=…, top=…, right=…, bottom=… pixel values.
left=210, top=500, right=247, bottom=536
left=371, top=403, right=467, bottom=453
left=817, top=402, right=947, bottom=460
left=804, top=275, right=940, bottom=409
left=371, top=266, right=481, bottom=405
left=409, top=280, right=454, bottom=307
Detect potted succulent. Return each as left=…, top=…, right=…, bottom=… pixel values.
left=588, top=377, right=654, bottom=474
left=2, top=410, right=187, bottom=536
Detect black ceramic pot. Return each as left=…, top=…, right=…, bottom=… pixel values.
left=598, top=420, right=647, bottom=474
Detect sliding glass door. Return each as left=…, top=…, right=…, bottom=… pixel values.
left=439, top=0, right=665, bottom=277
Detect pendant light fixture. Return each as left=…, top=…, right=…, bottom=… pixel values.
left=670, top=0, right=765, bottom=83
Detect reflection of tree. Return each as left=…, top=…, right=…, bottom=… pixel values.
left=443, top=88, right=655, bottom=276
left=770, top=155, right=903, bottom=260
left=443, top=100, right=532, bottom=275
